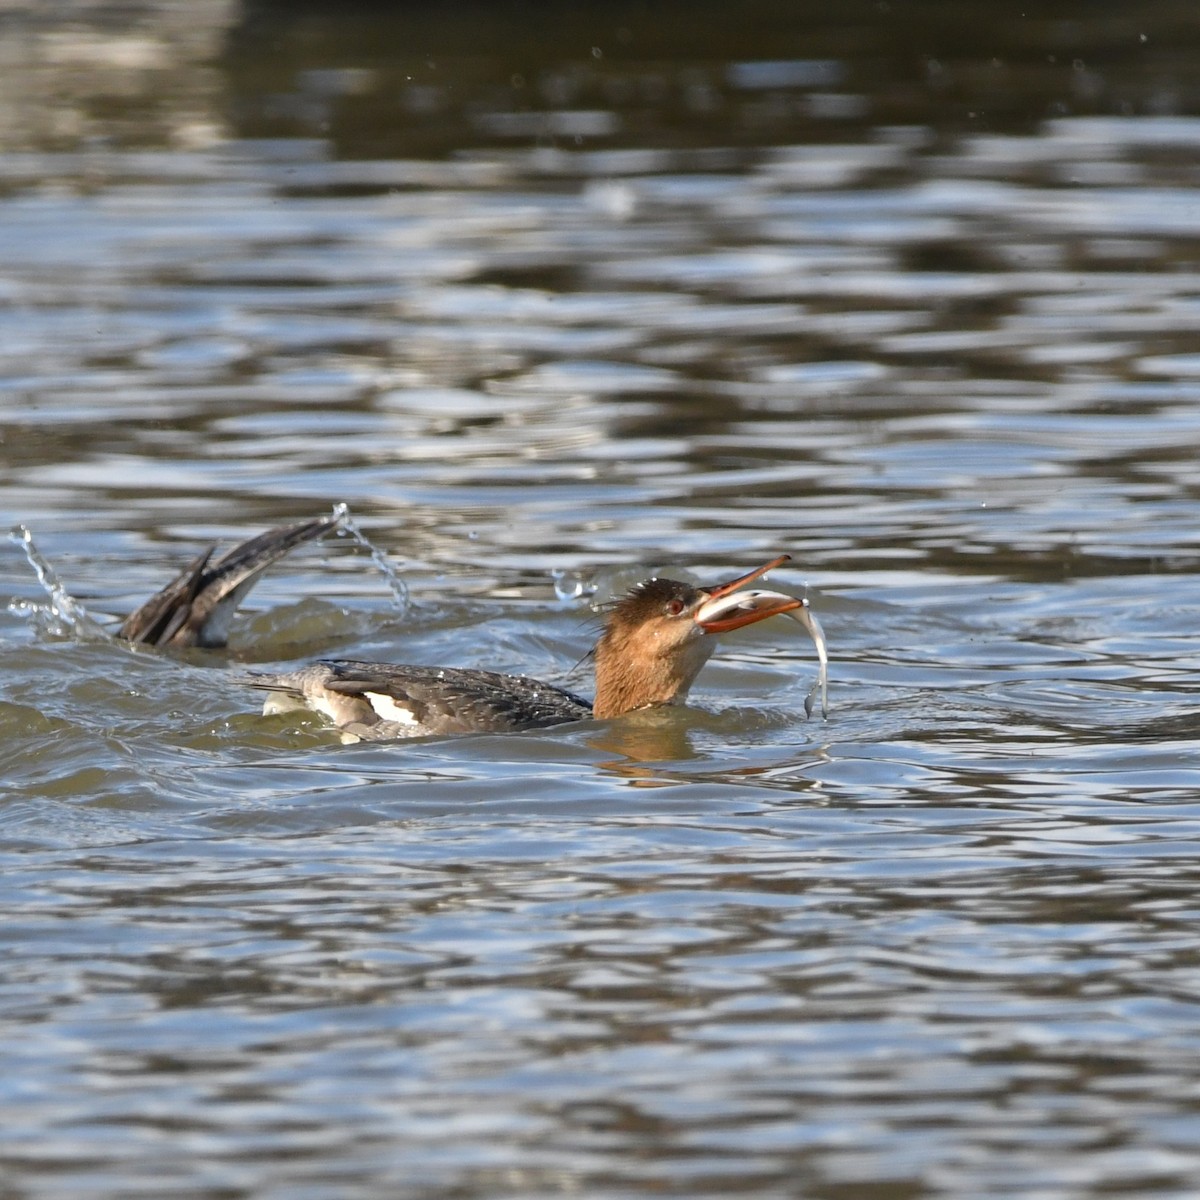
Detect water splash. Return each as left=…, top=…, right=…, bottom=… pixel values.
left=7, top=524, right=109, bottom=639
left=329, top=502, right=410, bottom=614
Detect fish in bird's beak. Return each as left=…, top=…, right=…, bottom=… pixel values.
left=692, top=554, right=797, bottom=632
left=692, top=556, right=829, bottom=719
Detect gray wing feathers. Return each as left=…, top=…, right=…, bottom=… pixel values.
left=119, top=516, right=338, bottom=648
left=246, top=660, right=593, bottom=737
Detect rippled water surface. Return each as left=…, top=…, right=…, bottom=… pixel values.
left=4, top=2, right=1200, bottom=1197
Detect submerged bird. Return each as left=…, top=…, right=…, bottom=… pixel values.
left=248, top=555, right=828, bottom=740
left=119, top=515, right=340, bottom=649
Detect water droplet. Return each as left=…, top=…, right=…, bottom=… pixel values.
left=552, top=569, right=595, bottom=603
left=329, top=503, right=409, bottom=615
left=8, top=524, right=107, bottom=639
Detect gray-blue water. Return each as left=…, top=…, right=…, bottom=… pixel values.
left=3, top=3, right=1200, bottom=1196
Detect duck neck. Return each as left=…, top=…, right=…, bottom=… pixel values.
left=592, top=630, right=715, bottom=719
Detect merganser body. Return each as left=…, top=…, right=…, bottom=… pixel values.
left=119, top=516, right=339, bottom=649
left=249, top=556, right=827, bottom=740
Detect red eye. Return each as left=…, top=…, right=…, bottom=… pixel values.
left=667, top=598, right=685, bottom=615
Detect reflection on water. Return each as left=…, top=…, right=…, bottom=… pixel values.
left=4, top=1, right=1200, bottom=1197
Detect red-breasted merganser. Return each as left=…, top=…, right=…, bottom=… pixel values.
left=119, top=516, right=339, bottom=648
left=249, top=555, right=827, bottom=740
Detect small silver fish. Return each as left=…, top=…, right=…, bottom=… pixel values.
left=704, top=588, right=829, bottom=718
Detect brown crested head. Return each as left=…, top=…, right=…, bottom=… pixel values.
left=592, top=576, right=714, bottom=719
left=602, top=576, right=704, bottom=634
left=590, top=556, right=803, bottom=720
